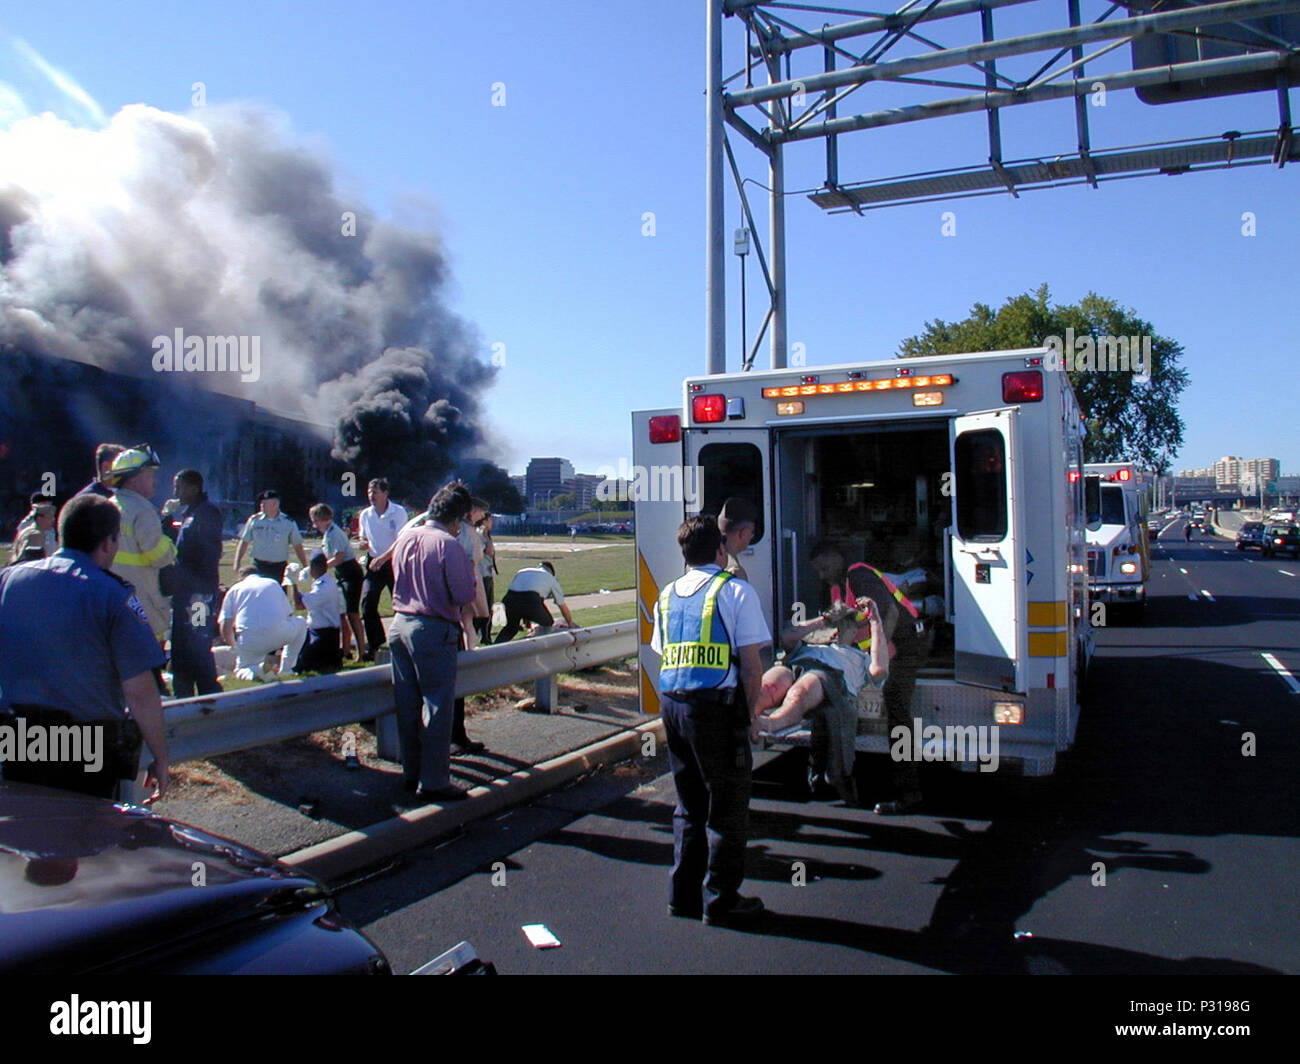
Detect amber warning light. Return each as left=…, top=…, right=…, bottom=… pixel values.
left=762, top=373, right=952, bottom=399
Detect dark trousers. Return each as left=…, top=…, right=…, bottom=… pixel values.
left=388, top=613, right=459, bottom=790
left=254, top=559, right=287, bottom=584
left=171, top=591, right=222, bottom=699
left=660, top=690, right=753, bottom=917
left=361, top=560, right=395, bottom=653
left=0, top=706, right=134, bottom=799
left=474, top=575, right=494, bottom=644
left=883, top=628, right=926, bottom=796
left=493, top=589, right=552, bottom=644
left=296, top=626, right=343, bottom=674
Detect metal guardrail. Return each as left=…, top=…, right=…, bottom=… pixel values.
left=162, top=621, right=638, bottom=764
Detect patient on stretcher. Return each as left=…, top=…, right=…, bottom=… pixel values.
left=753, top=601, right=891, bottom=736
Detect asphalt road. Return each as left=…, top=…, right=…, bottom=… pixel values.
left=339, top=521, right=1300, bottom=975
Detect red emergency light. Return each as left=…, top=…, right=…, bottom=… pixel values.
left=691, top=394, right=726, bottom=423
left=1002, top=370, right=1043, bottom=403
left=648, top=415, right=681, bottom=443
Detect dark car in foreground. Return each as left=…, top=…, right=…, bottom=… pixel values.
left=1236, top=521, right=1266, bottom=551
left=0, top=782, right=391, bottom=974
left=1261, top=524, right=1300, bottom=559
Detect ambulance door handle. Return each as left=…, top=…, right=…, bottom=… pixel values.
left=783, top=529, right=798, bottom=601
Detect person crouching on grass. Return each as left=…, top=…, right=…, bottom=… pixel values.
left=309, top=503, right=367, bottom=661
left=292, top=555, right=345, bottom=674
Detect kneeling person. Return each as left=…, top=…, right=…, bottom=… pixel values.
left=293, top=556, right=345, bottom=674
left=218, top=565, right=308, bottom=682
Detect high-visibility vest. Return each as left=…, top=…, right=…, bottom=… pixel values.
left=657, top=570, right=734, bottom=692
left=832, top=563, right=920, bottom=653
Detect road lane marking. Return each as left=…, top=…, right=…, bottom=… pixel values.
left=1261, top=653, right=1300, bottom=695
left=1200, top=589, right=1215, bottom=601
left=1279, top=570, right=1296, bottom=577
left=1178, top=568, right=1188, bottom=574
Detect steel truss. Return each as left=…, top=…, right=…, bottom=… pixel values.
left=706, top=0, right=1300, bottom=373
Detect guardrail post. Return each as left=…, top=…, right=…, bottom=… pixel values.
left=535, top=673, right=559, bottom=714
left=376, top=712, right=401, bottom=760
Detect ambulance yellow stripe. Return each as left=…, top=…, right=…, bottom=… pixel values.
left=1028, top=631, right=1068, bottom=657
left=637, top=551, right=660, bottom=645
left=1027, top=601, right=1067, bottom=627
left=640, top=662, right=660, bottom=716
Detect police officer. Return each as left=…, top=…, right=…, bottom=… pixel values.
left=651, top=515, right=771, bottom=927
left=232, top=489, right=309, bottom=584
left=0, top=494, right=169, bottom=800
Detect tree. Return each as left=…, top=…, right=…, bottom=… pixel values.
left=897, top=286, right=1189, bottom=471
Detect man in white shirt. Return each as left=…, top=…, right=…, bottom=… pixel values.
left=217, top=566, right=308, bottom=681
left=357, top=478, right=409, bottom=660
left=493, top=561, right=577, bottom=643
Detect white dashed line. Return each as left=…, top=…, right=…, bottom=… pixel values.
left=1178, top=568, right=1188, bottom=574
left=1279, top=570, right=1296, bottom=577
left=1200, top=589, right=1215, bottom=602
left=1261, top=653, right=1300, bottom=695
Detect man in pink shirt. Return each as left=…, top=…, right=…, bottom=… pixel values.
left=388, top=481, right=477, bottom=804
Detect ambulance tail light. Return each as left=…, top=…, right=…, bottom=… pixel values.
left=993, top=701, right=1023, bottom=726
left=1002, top=371, right=1043, bottom=403
left=691, top=394, right=726, bottom=423
left=648, top=415, right=681, bottom=443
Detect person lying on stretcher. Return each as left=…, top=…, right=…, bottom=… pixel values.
left=751, top=599, right=893, bottom=740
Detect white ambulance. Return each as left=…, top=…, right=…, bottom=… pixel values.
left=1083, top=462, right=1152, bottom=622
left=632, top=348, right=1093, bottom=777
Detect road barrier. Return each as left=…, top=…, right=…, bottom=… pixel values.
left=162, top=621, right=638, bottom=764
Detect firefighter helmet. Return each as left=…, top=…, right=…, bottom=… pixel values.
left=104, top=444, right=161, bottom=484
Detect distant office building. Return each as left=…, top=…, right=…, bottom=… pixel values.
left=525, top=457, right=576, bottom=508
left=1177, top=465, right=1213, bottom=478
left=510, top=475, right=527, bottom=500
left=570, top=474, right=606, bottom=509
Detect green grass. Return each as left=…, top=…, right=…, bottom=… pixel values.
left=567, top=601, right=636, bottom=626
left=491, top=543, right=634, bottom=596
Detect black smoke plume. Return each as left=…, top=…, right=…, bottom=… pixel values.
left=0, top=103, right=499, bottom=508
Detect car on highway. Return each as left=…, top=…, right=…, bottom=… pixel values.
left=0, top=781, right=392, bottom=975
left=1236, top=522, right=1266, bottom=551
left=1261, top=524, right=1300, bottom=559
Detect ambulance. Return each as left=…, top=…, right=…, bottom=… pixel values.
left=632, top=348, right=1093, bottom=777
left=1083, top=462, right=1152, bottom=623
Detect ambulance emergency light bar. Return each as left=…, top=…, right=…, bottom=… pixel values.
left=758, top=371, right=955, bottom=399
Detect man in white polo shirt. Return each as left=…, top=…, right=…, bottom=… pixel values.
left=493, top=561, right=577, bottom=643
left=357, top=478, right=409, bottom=661
left=217, top=565, right=308, bottom=681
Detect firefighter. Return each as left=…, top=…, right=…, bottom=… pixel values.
left=103, top=445, right=177, bottom=647
left=651, top=514, right=771, bottom=927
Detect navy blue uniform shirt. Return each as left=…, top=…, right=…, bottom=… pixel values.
left=0, top=549, right=165, bottom=721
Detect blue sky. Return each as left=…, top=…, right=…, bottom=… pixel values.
left=1, top=0, right=1296, bottom=478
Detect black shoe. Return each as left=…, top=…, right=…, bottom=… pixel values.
left=668, top=903, right=703, bottom=920
left=704, top=896, right=765, bottom=928
left=873, top=792, right=923, bottom=816
left=451, top=739, right=486, bottom=755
